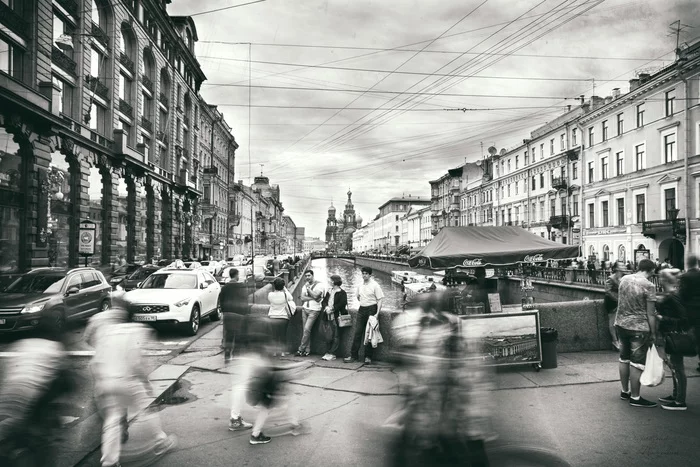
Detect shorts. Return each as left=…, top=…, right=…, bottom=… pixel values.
left=616, top=326, right=650, bottom=370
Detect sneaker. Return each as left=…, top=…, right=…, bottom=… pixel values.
left=620, top=391, right=631, bottom=400
left=290, top=422, right=310, bottom=436
left=153, top=434, right=178, bottom=456
left=321, top=353, right=330, bottom=361
left=343, top=357, right=357, bottom=363
left=364, top=357, right=372, bottom=364
left=229, top=416, right=253, bottom=431
left=295, top=350, right=303, bottom=357
left=302, top=351, right=310, bottom=357
left=326, top=354, right=336, bottom=361
left=250, top=432, right=272, bottom=445
left=661, top=401, right=687, bottom=411
left=629, top=397, right=657, bottom=408
left=280, top=352, right=286, bottom=357
left=658, top=394, right=676, bottom=404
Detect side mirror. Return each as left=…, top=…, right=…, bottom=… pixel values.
left=137, top=282, right=143, bottom=288
left=65, top=285, right=80, bottom=296
left=200, top=283, right=207, bottom=289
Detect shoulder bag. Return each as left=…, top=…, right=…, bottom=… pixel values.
left=284, top=291, right=296, bottom=318
left=665, top=332, right=697, bottom=357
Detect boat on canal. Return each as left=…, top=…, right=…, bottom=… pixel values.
left=391, top=270, right=420, bottom=285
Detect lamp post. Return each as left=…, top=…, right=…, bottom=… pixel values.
left=668, top=207, right=681, bottom=267
left=545, top=222, right=553, bottom=241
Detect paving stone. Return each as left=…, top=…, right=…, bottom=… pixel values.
left=494, top=371, right=538, bottom=389
left=148, top=364, right=189, bottom=381
left=293, top=367, right=353, bottom=388
left=188, top=354, right=229, bottom=371
left=325, top=370, right=400, bottom=395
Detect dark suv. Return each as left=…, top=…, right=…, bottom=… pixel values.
left=0, top=267, right=111, bottom=333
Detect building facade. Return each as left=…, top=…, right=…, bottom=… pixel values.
left=0, top=0, right=229, bottom=283
left=579, top=43, right=700, bottom=268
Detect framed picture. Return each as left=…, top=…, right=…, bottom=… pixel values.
left=460, top=311, right=541, bottom=366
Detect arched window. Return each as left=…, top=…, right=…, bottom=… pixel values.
left=603, top=244, right=610, bottom=261
left=618, top=245, right=626, bottom=263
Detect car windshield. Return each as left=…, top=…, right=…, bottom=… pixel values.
left=4, top=274, right=65, bottom=294
left=128, top=268, right=157, bottom=280
left=200, top=261, right=210, bottom=266
left=140, top=273, right=197, bottom=289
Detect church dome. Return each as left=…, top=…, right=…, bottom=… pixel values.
left=328, top=203, right=336, bottom=214
left=356, top=214, right=363, bottom=225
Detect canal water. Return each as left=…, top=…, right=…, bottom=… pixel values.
left=308, top=258, right=405, bottom=311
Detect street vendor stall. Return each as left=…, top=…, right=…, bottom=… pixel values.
left=407, top=226, right=579, bottom=370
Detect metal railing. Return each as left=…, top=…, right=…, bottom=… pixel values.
left=118, top=99, right=133, bottom=118
left=0, top=2, right=28, bottom=39
left=85, top=76, right=109, bottom=100
left=119, top=52, right=135, bottom=74
left=159, top=92, right=169, bottom=108
left=141, top=116, right=153, bottom=133
left=142, top=75, right=154, bottom=93
left=52, top=47, right=77, bottom=77
left=91, top=22, right=110, bottom=48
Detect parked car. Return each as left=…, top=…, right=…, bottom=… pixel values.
left=124, top=268, right=221, bottom=335
left=184, top=261, right=202, bottom=270
left=117, top=265, right=162, bottom=292
left=199, top=260, right=222, bottom=275
left=0, top=267, right=111, bottom=333
left=215, top=266, right=252, bottom=285
left=108, top=263, right=141, bottom=289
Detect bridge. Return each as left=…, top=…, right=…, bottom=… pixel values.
left=309, top=252, right=356, bottom=261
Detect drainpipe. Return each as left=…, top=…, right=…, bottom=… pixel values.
left=684, top=75, right=691, bottom=256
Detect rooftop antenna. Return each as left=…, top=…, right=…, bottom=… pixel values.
left=259, top=163, right=264, bottom=176
left=669, top=20, right=693, bottom=59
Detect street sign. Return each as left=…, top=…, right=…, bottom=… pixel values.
left=78, top=219, right=96, bottom=256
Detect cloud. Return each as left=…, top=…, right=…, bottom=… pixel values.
left=168, top=0, right=698, bottom=237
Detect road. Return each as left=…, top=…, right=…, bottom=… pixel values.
left=0, top=315, right=221, bottom=457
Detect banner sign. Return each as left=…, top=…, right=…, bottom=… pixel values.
left=78, top=219, right=96, bottom=256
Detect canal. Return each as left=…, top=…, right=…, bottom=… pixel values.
left=309, top=258, right=405, bottom=311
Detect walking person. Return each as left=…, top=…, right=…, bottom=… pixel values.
left=656, top=268, right=692, bottom=411
left=614, top=258, right=658, bottom=407
left=296, top=270, right=325, bottom=356
left=605, top=261, right=624, bottom=350
left=221, top=268, right=250, bottom=362
left=345, top=266, right=384, bottom=364
left=267, top=278, right=294, bottom=356
left=85, top=296, right=176, bottom=467
left=319, top=275, right=348, bottom=361
left=679, top=254, right=700, bottom=372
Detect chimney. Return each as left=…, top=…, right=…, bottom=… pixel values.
left=612, top=88, right=621, bottom=99
left=604, top=96, right=613, bottom=105
left=589, top=96, right=605, bottom=109
left=629, top=78, right=640, bottom=92
left=638, top=73, right=650, bottom=84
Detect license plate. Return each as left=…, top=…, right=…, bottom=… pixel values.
left=0, top=319, right=5, bottom=324
left=132, top=315, right=157, bottom=322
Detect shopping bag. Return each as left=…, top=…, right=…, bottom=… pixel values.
left=319, top=318, right=335, bottom=342
left=337, top=314, right=352, bottom=328
left=640, top=344, right=664, bottom=387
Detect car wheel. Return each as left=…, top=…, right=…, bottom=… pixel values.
left=100, top=300, right=110, bottom=313
left=185, top=305, right=200, bottom=336
left=52, top=309, right=66, bottom=333
left=210, top=299, right=222, bottom=321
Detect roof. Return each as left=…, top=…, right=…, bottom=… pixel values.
left=378, top=197, right=430, bottom=210
left=408, top=226, right=580, bottom=269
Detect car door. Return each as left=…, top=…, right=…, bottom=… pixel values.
left=76, top=272, right=100, bottom=318
left=205, top=272, right=221, bottom=313
left=62, top=273, right=84, bottom=319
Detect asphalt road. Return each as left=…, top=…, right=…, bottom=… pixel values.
left=0, top=315, right=221, bottom=449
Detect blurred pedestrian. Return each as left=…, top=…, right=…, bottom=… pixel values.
left=319, top=274, right=347, bottom=361
left=85, top=295, right=176, bottom=467
left=296, top=270, right=325, bottom=357
left=605, top=261, right=624, bottom=350
left=267, top=277, right=294, bottom=356
left=0, top=319, right=73, bottom=467
left=679, top=254, right=700, bottom=372
left=656, top=268, right=691, bottom=410
left=221, top=267, right=250, bottom=362
left=615, top=258, right=658, bottom=407
left=345, top=266, right=384, bottom=364
left=272, top=256, right=280, bottom=276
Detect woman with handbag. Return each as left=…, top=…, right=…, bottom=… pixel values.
left=267, top=278, right=295, bottom=357
left=319, top=275, right=348, bottom=361
left=656, top=268, right=694, bottom=411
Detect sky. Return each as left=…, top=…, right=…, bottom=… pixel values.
left=168, top=0, right=700, bottom=238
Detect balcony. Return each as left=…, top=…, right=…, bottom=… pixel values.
left=203, top=166, right=218, bottom=175
left=642, top=218, right=686, bottom=240
left=159, top=92, right=169, bottom=108
left=141, top=75, right=154, bottom=94
left=91, top=21, right=110, bottom=49
left=482, top=171, right=493, bottom=181
left=52, top=47, right=77, bottom=77
left=450, top=181, right=461, bottom=192
left=85, top=76, right=109, bottom=101
left=550, top=215, right=571, bottom=229
left=184, top=116, right=190, bottom=128
left=56, top=0, right=79, bottom=17
left=566, top=148, right=580, bottom=161
left=0, top=2, right=28, bottom=39
left=552, top=176, right=567, bottom=190
left=141, top=116, right=153, bottom=133
left=118, top=99, right=133, bottom=118
left=449, top=202, right=460, bottom=212
left=119, top=53, right=135, bottom=74
left=156, top=130, right=167, bottom=144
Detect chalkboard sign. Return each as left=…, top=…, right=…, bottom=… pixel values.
left=488, top=293, right=502, bottom=313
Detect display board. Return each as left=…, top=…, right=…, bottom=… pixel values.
left=487, top=293, right=502, bottom=313
left=460, top=311, right=542, bottom=367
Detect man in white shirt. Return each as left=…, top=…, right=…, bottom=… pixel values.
left=345, top=266, right=384, bottom=364
left=296, top=270, right=325, bottom=356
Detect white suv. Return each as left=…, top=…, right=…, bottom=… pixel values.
left=124, top=268, right=221, bottom=335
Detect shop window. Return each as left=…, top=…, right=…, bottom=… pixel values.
left=0, top=128, right=23, bottom=273
left=47, top=151, right=74, bottom=267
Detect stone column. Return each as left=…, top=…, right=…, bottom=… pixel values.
left=104, top=166, right=121, bottom=266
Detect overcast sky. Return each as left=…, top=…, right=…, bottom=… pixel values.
left=168, top=0, right=699, bottom=238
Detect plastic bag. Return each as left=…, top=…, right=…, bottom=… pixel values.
left=640, top=344, right=664, bottom=387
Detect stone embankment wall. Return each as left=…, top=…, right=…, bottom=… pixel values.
left=497, top=277, right=606, bottom=304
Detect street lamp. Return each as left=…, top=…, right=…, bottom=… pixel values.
left=545, top=222, right=553, bottom=240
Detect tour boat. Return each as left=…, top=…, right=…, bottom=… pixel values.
left=391, top=270, right=420, bottom=285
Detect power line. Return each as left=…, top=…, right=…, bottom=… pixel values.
left=188, top=0, right=267, bottom=17
left=198, top=56, right=629, bottom=82
left=204, top=82, right=583, bottom=100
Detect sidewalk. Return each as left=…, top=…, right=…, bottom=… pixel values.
left=75, top=322, right=700, bottom=466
